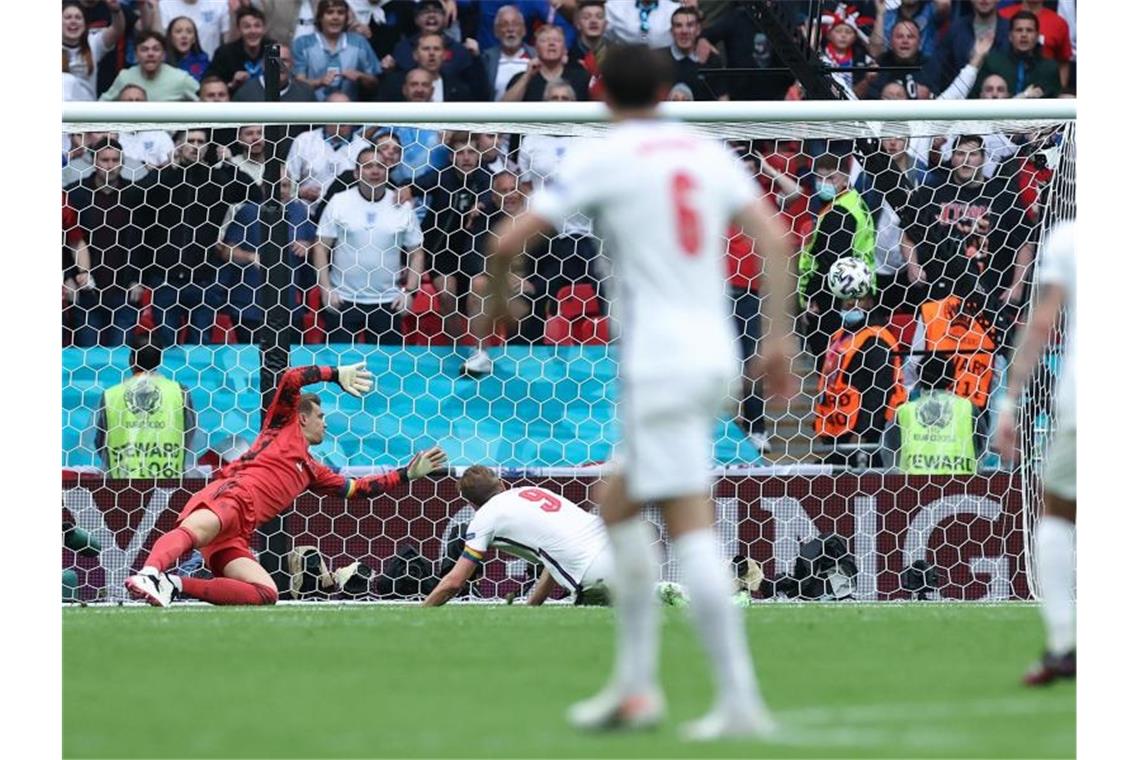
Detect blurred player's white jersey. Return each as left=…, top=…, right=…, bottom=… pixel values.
left=1035, top=220, right=1076, bottom=419
left=462, top=487, right=609, bottom=593
left=530, top=120, right=757, bottom=380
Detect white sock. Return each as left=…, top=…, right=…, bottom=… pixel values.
left=605, top=519, right=662, bottom=696
left=674, top=529, right=763, bottom=711
left=1036, top=515, right=1076, bottom=655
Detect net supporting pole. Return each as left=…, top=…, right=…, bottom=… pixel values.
left=256, top=45, right=295, bottom=590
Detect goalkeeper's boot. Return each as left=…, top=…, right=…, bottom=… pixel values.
left=567, top=685, right=665, bottom=732
left=125, top=571, right=176, bottom=608
left=1023, top=649, right=1076, bottom=686
left=460, top=349, right=492, bottom=377
left=679, top=702, right=778, bottom=742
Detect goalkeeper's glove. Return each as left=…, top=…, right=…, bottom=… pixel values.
left=337, top=362, right=374, bottom=397
left=405, top=446, right=448, bottom=480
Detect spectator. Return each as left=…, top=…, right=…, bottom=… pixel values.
left=663, top=5, right=727, bottom=101
left=420, top=132, right=496, bottom=345
left=668, top=82, right=694, bottom=101
left=165, top=16, right=211, bottom=80
left=885, top=354, right=979, bottom=475
left=919, top=0, right=1010, bottom=95
left=461, top=170, right=532, bottom=364
left=62, top=0, right=125, bottom=102
left=100, top=30, right=200, bottom=101
left=313, top=145, right=426, bottom=344
left=899, top=135, right=1032, bottom=305
left=228, top=125, right=268, bottom=187
left=285, top=96, right=370, bottom=202
left=93, top=333, right=197, bottom=478
left=856, top=135, right=925, bottom=313
left=812, top=285, right=906, bottom=469
left=206, top=5, right=274, bottom=92
left=63, top=131, right=149, bottom=186
left=909, top=291, right=999, bottom=434
left=62, top=191, right=89, bottom=340
left=862, top=18, right=926, bottom=100
left=258, top=0, right=319, bottom=44
left=197, top=73, right=230, bottom=101
left=389, top=0, right=489, bottom=100
left=383, top=32, right=476, bottom=101
left=292, top=0, right=382, bottom=100
left=797, top=153, right=877, bottom=360
left=998, top=0, right=1072, bottom=91
left=210, top=176, right=318, bottom=343
left=820, top=7, right=876, bottom=98
left=65, top=137, right=146, bottom=348
left=311, top=128, right=409, bottom=221
left=971, top=10, right=1061, bottom=99
left=872, top=0, right=952, bottom=60
left=136, top=128, right=258, bottom=346
left=114, top=86, right=176, bottom=170
left=75, top=0, right=140, bottom=98
left=567, top=0, right=608, bottom=98
left=979, top=72, right=1011, bottom=99
left=605, top=0, right=681, bottom=48
left=476, top=131, right=509, bottom=174
left=502, top=25, right=589, bottom=102
left=460, top=0, right=579, bottom=54
left=384, top=75, right=451, bottom=183
left=140, top=0, right=235, bottom=59
left=480, top=5, right=537, bottom=102
left=233, top=42, right=318, bottom=102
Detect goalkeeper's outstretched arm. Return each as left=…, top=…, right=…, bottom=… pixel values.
left=263, top=363, right=376, bottom=430
left=311, top=447, right=449, bottom=498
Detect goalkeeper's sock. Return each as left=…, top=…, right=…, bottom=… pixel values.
left=606, top=518, right=662, bottom=696
left=1036, top=515, right=1076, bottom=655
left=180, top=576, right=278, bottom=606
left=674, top=528, right=764, bottom=711
left=141, top=527, right=196, bottom=573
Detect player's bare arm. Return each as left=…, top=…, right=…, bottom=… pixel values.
left=995, top=283, right=1067, bottom=462
left=422, top=556, right=479, bottom=607
left=486, top=211, right=556, bottom=325
left=526, top=567, right=557, bottom=606
left=732, top=196, right=799, bottom=400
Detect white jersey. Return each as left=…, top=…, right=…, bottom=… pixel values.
left=530, top=120, right=757, bottom=381
left=1035, top=220, right=1076, bottom=418
left=462, top=487, right=608, bottom=593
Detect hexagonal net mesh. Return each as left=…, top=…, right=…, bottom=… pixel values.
left=61, top=109, right=1074, bottom=604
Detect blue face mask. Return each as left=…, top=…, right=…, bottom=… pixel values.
left=840, top=307, right=865, bottom=327
left=816, top=179, right=838, bottom=202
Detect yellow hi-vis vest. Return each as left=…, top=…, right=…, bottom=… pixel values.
left=798, top=188, right=876, bottom=306
left=896, top=390, right=977, bottom=475
left=103, top=373, right=185, bottom=478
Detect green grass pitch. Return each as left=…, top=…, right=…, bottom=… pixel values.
left=63, top=603, right=1074, bottom=758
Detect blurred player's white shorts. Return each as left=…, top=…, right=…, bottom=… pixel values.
left=1043, top=405, right=1076, bottom=501
left=615, top=369, right=735, bottom=502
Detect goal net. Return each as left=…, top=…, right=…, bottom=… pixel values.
left=61, top=101, right=1075, bottom=603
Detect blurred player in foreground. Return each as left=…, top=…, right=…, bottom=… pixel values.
left=423, top=466, right=612, bottom=607
left=125, top=363, right=448, bottom=606
left=486, top=44, right=798, bottom=740
left=995, top=220, right=1076, bottom=685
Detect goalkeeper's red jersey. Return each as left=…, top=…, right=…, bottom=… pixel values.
left=212, top=365, right=405, bottom=526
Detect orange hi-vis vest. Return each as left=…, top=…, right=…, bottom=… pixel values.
left=814, top=325, right=907, bottom=439
left=919, top=297, right=997, bottom=409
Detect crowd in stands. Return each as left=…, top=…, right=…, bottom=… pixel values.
left=63, top=0, right=1076, bottom=469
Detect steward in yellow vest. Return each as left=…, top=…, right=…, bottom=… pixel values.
left=94, top=336, right=195, bottom=478
left=890, top=354, right=978, bottom=475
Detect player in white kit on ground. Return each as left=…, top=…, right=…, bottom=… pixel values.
left=995, top=219, right=1077, bottom=686
left=422, top=466, right=614, bottom=606
left=485, top=44, right=798, bottom=740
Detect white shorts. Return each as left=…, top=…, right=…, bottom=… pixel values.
left=1043, top=407, right=1076, bottom=501
left=615, top=370, right=735, bottom=502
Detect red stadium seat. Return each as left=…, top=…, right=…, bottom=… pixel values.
left=545, top=285, right=609, bottom=346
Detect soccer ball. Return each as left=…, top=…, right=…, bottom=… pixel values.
left=826, top=257, right=873, bottom=300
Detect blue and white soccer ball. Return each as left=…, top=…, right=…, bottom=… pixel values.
left=827, top=257, right=874, bottom=301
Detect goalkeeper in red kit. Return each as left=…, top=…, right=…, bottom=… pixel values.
left=125, top=363, right=448, bottom=607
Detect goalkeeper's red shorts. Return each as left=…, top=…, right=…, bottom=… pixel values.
left=177, top=479, right=257, bottom=576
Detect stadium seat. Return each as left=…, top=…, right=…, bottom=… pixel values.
left=402, top=276, right=445, bottom=346
left=544, top=284, right=609, bottom=346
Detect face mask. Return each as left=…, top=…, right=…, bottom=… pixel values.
left=816, top=179, right=838, bottom=202
left=840, top=307, right=865, bottom=327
